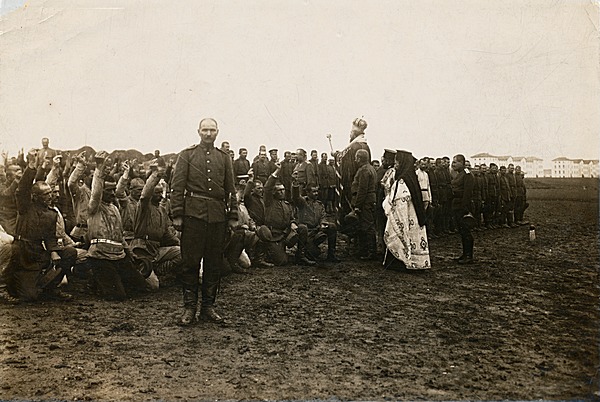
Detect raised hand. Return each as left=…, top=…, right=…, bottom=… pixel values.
left=26, top=148, right=37, bottom=168
left=76, top=151, right=87, bottom=164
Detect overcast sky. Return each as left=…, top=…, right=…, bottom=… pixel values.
left=0, top=0, right=598, bottom=165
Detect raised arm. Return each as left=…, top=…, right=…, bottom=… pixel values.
left=88, top=151, right=109, bottom=215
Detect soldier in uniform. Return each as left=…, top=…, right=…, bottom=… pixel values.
left=435, top=158, right=452, bottom=234
left=416, top=158, right=432, bottom=234
left=351, top=149, right=377, bottom=260
left=469, top=163, right=483, bottom=230
left=171, top=118, right=238, bottom=326
left=232, top=148, right=251, bottom=184
left=279, top=151, right=295, bottom=201
left=6, top=149, right=76, bottom=301
left=497, top=165, right=513, bottom=228
left=67, top=152, right=91, bottom=243
left=426, top=158, right=440, bottom=238
left=485, top=163, right=499, bottom=228
left=130, top=167, right=182, bottom=289
left=86, top=151, right=148, bottom=301
left=250, top=151, right=271, bottom=185
left=0, top=164, right=22, bottom=236
left=258, top=165, right=316, bottom=266
left=292, top=184, right=340, bottom=263
left=506, top=163, right=518, bottom=227
left=451, top=154, right=474, bottom=264
left=514, top=166, right=527, bottom=225
left=115, top=161, right=145, bottom=243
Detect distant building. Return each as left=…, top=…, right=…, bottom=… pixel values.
left=470, top=153, right=544, bottom=177
left=552, top=157, right=599, bottom=178
left=543, top=169, right=552, bottom=178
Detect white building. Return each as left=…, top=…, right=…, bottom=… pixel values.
left=470, top=153, right=544, bottom=177
left=552, top=157, right=599, bottom=178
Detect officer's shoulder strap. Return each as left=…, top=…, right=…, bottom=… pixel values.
left=183, top=143, right=199, bottom=151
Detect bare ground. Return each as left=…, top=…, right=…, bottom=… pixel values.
left=1, top=189, right=598, bottom=401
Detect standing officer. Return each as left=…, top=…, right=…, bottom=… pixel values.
left=451, top=154, right=474, bottom=264
left=171, top=118, right=238, bottom=326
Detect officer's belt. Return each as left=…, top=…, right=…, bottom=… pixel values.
left=185, top=192, right=218, bottom=201
left=90, top=238, right=122, bottom=246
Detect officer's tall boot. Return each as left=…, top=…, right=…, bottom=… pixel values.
left=180, top=285, right=198, bottom=326
left=199, top=273, right=223, bottom=323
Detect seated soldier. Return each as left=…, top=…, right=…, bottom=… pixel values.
left=129, top=166, right=182, bottom=289
left=223, top=178, right=258, bottom=275
left=292, top=183, right=340, bottom=263
left=256, top=164, right=315, bottom=266
left=86, top=151, right=148, bottom=301
left=5, top=149, right=76, bottom=302
left=115, top=160, right=144, bottom=244
left=243, top=171, right=274, bottom=268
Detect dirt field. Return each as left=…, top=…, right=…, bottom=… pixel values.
left=1, top=178, right=598, bottom=401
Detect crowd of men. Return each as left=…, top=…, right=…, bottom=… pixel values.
left=0, top=118, right=528, bottom=325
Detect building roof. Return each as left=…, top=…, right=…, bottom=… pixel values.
left=552, top=157, right=599, bottom=163
left=471, top=152, right=495, bottom=158
left=470, top=153, right=543, bottom=162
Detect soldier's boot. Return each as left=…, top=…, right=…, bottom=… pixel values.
left=253, top=243, right=274, bottom=268
left=459, top=239, right=474, bottom=264
left=508, top=211, right=518, bottom=228
left=453, top=242, right=467, bottom=262
left=199, top=280, right=224, bottom=323
left=295, top=247, right=317, bottom=266
left=179, top=287, right=198, bottom=326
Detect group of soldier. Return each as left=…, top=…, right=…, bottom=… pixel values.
left=0, top=117, right=528, bottom=326
left=415, top=157, right=529, bottom=238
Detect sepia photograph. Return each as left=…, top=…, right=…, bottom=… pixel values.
left=0, top=0, right=598, bottom=400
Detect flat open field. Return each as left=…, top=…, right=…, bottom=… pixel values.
left=1, top=178, right=598, bottom=401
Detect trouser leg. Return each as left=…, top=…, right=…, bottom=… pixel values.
left=88, top=258, right=127, bottom=301
left=200, top=222, right=227, bottom=308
